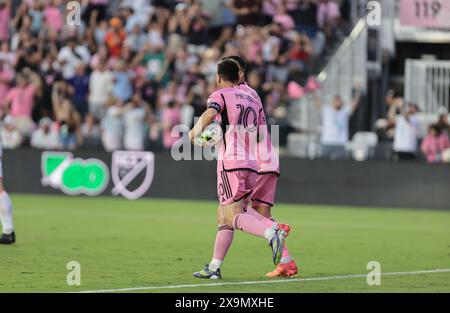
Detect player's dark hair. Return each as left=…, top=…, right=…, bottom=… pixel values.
left=217, top=59, right=240, bottom=84
left=222, top=55, right=247, bottom=72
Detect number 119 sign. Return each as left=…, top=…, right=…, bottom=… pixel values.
left=400, top=0, right=450, bottom=29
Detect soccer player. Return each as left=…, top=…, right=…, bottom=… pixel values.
left=188, top=59, right=288, bottom=279
left=0, top=143, right=15, bottom=244
left=223, top=55, right=298, bottom=277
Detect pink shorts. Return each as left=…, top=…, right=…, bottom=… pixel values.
left=251, top=173, right=279, bottom=207
left=217, top=170, right=257, bottom=206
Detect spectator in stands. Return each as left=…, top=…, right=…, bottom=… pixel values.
left=84, top=0, right=109, bottom=25
left=288, top=32, right=313, bottom=71
left=132, top=42, right=170, bottom=86
left=289, top=0, right=318, bottom=38
left=57, top=37, right=91, bottom=80
left=44, top=0, right=63, bottom=33
left=317, top=0, right=341, bottom=40
left=0, top=0, right=352, bottom=152
left=81, top=114, right=101, bottom=148
left=262, top=0, right=283, bottom=22
left=30, top=117, right=60, bottom=150
left=389, top=102, right=420, bottom=161
left=145, top=15, right=165, bottom=51
left=2, top=68, right=42, bottom=137
left=104, top=18, right=126, bottom=58
left=187, top=78, right=208, bottom=121
left=0, top=0, right=11, bottom=42
left=314, top=86, right=362, bottom=160
left=67, top=63, right=90, bottom=118
left=0, top=60, right=14, bottom=107
left=112, top=59, right=133, bottom=103
left=0, top=115, right=23, bottom=149
left=421, top=124, right=450, bottom=164
left=437, top=113, right=450, bottom=136
left=182, top=1, right=210, bottom=52
left=162, top=101, right=181, bottom=149
left=273, top=4, right=295, bottom=30
left=29, top=1, right=44, bottom=35
left=89, top=60, right=113, bottom=120
left=231, top=0, right=262, bottom=26
left=264, top=22, right=290, bottom=84
left=122, top=6, right=144, bottom=34
left=0, top=41, right=15, bottom=70
left=101, top=98, right=123, bottom=152
left=124, top=24, right=147, bottom=53
left=123, top=94, right=147, bottom=151
left=52, top=81, right=82, bottom=151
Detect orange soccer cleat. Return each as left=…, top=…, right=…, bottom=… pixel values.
left=266, top=260, right=298, bottom=278
left=277, top=224, right=291, bottom=237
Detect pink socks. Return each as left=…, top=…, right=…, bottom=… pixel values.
left=233, top=213, right=274, bottom=239
left=212, top=226, right=234, bottom=261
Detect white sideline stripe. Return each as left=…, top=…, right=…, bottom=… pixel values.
left=76, top=268, right=450, bottom=293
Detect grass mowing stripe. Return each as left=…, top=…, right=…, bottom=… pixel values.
left=75, top=268, right=450, bottom=293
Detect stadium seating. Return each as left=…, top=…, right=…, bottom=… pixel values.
left=345, top=132, right=378, bottom=161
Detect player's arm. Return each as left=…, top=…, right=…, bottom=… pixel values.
left=188, top=107, right=218, bottom=142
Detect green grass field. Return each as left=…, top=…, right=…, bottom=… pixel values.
left=0, top=194, right=449, bottom=293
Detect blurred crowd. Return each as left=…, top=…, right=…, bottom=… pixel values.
left=310, top=85, right=450, bottom=164
left=375, top=91, right=450, bottom=164
left=0, top=0, right=352, bottom=151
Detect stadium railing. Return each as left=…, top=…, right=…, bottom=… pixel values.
left=287, top=18, right=368, bottom=159
left=405, top=59, right=450, bottom=114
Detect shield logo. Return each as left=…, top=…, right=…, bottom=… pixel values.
left=111, top=151, right=155, bottom=200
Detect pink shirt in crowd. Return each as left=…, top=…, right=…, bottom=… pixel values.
left=44, top=6, right=63, bottom=32
left=0, top=68, right=14, bottom=103
left=317, top=1, right=341, bottom=27
left=0, top=6, right=10, bottom=41
left=5, top=84, right=36, bottom=118
left=162, top=107, right=181, bottom=149
left=273, top=13, right=295, bottom=30
left=421, top=133, right=450, bottom=163
left=263, top=0, right=284, bottom=16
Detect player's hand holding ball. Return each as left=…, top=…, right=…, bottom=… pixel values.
left=191, top=121, right=223, bottom=148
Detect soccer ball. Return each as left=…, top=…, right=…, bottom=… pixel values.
left=195, top=121, right=223, bottom=148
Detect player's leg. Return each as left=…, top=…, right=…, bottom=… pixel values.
left=194, top=207, right=235, bottom=279
left=251, top=174, right=297, bottom=277
left=224, top=170, right=287, bottom=264
left=0, top=177, right=15, bottom=245
left=250, top=205, right=297, bottom=277
left=193, top=171, right=287, bottom=279
left=193, top=169, right=241, bottom=279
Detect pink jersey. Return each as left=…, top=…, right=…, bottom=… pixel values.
left=237, top=83, right=280, bottom=175
left=207, top=86, right=264, bottom=172
left=5, top=85, right=36, bottom=118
